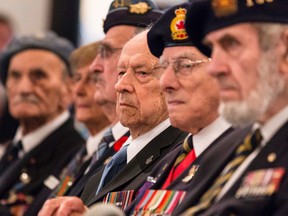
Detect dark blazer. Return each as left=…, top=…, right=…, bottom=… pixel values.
left=80, top=126, right=187, bottom=206
left=0, top=117, right=84, bottom=216
left=124, top=127, right=233, bottom=215
left=199, top=121, right=288, bottom=216
left=172, top=126, right=251, bottom=216
left=66, top=131, right=130, bottom=197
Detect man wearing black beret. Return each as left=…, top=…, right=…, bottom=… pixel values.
left=0, top=32, right=84, bottom=216
left=119, top=3, right=234, bottom=215
left=174, top=0, right=288, bottom=215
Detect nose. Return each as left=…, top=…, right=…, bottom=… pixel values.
left=73, top=77, right=86, bottom=97
left=89, top=55, right=103, bottom=74
left=160, top=65, right=180, bottom=94
left=206, top=48, right=229, bottom=78
left=115, top=70, right=134, bottom=94
left=16, top=75, right=34, bottom=94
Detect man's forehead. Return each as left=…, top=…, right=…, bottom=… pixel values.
left=161, top=47, right=203, bottom=60
left=104, top=25, right=136, bottom=46
left=204, top=23, right=256, bottom=42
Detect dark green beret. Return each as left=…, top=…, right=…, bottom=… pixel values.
left=103, top=0, right=163, bottom=33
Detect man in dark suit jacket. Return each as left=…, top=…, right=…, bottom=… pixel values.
left=114, top=4, right=233, bottom=215
left=0, top=32, right=84, bottom=216
left=170, top=0, right=288, bottom=215
left=38, top=28, right=187, bottom=216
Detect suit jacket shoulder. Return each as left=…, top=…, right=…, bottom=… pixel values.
left=82, top=126, right=187, bottom=206
left=172, top=126, right=251, bottom=216
left=201, top=121, right=288, bottom=216
left=0, top=117, right=84, bottom=216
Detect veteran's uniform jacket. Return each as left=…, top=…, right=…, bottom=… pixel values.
left=81, top=126, right=187, bottom=206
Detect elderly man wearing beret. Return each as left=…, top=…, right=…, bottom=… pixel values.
left=170, top=0, right=288, bottom=215
left=0, top=32, right=84, bottom=215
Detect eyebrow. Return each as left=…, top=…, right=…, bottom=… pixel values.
left=160, top=52, right=204, bottom=62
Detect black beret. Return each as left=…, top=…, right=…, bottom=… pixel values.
left=147, top=2, right=210, bottom=58
left=103, top=0, right=163, bottom=33
left=0, top=32, right=74, bottom=83
left=185, top=0, right=288, bottom=55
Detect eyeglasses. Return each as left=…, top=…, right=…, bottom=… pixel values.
left=160, top=58, right=211, bottom=77
left=98, top=44, right=123, bottom=59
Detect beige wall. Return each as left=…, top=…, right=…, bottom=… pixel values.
left=0, top=0, right=51, bottom=36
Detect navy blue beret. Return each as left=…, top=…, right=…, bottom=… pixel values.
left=185, top=0, right=288, bottom=55
left=103, top=0, right=163, bottom=33
left=147, top=2, right=210, bottom=58
left=0, top=32, right=74, bottom=83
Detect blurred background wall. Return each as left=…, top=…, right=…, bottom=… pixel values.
left=0, top=0, right=187, bottom=46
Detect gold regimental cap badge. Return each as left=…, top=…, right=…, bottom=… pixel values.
left=212, top=0, right=238, bottom=17
left=170, top=7, right=188, bottom=41
left=129, top=2, right=151, bottom=14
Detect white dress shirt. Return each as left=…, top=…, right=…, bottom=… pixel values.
left=122, top=119, right=171, bottom=163
left=193, top=116, right=231, bottom=157
left=13, top=111, right=70, bottom=156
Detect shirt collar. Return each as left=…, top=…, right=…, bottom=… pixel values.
left=193, top=116, right=231, bottom=157
left=86, top=127, right=110, bottom=157
left=14, top=111, right=70, bottom=153
left=126, top=118, right=171, bottom=163
left=110, top=121, right=129, bottom=147
left=256, top=105, right=288, bottom=145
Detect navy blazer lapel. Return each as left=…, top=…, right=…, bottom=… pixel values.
left=0, top=118, right=83, bottom=197
left=248, top=120, right=288, bottom=170
left=172, top=126, right=251, bottom=215
left=222, top=121, right=288, bottom=199
left=69, top=131, right=130, bottom=197
left=87, top=126, right=185, bottom=206
left=67, top=144, right=118, bottom=197
left=167, top=127, right=234, bottom=190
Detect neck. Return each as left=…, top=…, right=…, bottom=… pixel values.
left=188, top=112, right=219, bottom=135
left=130, top=116, right=168, bottom=139
left=259, top=98, right=288, bottom=125
left=20, top=116, right=57, bottom=136
left=86, top=119, right=111, bottom=136
left=101, top=104, right=118, bottom=125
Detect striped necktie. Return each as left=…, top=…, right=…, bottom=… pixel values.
left=86, top=128, right=115, bottom=172
left=96, top=144, right=128, bottom=194
left=162, top=134, right=195, bottom=189
left=182, top=128, right=263, bottom=216
left=174, top=134, right=194, bottom=167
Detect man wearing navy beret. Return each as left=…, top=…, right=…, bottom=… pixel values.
left=0, top=32, right=84, bottom=215
left=174, top=0, right=288, bottom=215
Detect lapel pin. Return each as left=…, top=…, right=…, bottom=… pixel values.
left=182, top=165, right=199, bottom=183
left=267, top=152, right=276, bottom=163
left=20, top=171, right=31, bottom=184
left=146, top=155, right=154, bottom=165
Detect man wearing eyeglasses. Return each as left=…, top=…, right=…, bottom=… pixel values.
left=85, top=3, right=234, bottom=216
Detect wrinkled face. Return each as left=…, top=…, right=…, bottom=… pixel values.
left=72, top=64, right=108, bottom=126
left=6, top=49, right=69, bottom=123
left=204, top=23, right=285, bottom=126
left=90, top=25, right=137, bottom=106
left=160, top=46, right=219, bottom=132
left=115, top=33, right=168, bottom=132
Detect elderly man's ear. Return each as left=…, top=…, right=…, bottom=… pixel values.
left=279, top=30, right=288, bottom=77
